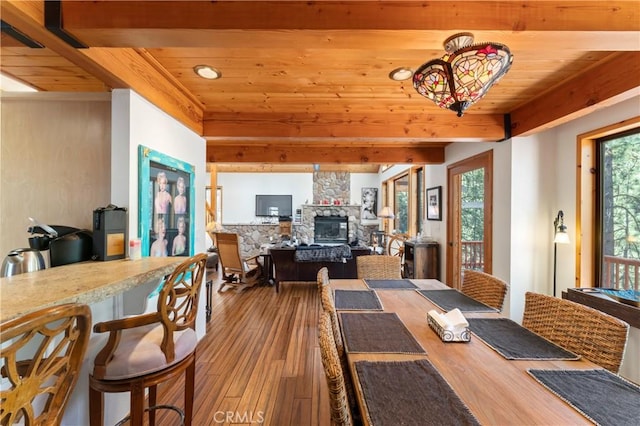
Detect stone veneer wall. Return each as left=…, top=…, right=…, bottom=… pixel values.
left=313, top=171, right=350, bottom=204
left=217, top=224, right=282, bottom=257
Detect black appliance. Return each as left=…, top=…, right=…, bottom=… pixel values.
left=255, top=194, right=292, bottom=218
left=28, top=224, right=93, bottom=267
left=93, top=205, right=128, bottom=261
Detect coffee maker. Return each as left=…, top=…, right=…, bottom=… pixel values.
left=28, top=218, right=93, bottom=268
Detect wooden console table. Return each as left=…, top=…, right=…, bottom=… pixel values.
left=564, top=288, right=640, bottom=329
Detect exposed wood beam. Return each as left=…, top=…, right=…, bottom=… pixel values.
left=208, top=163, right=381, bottom=173
left=203, top=112, right=506, bottom=142
left=206, top=144, right=445, bottom=164
left=1, top=0, right=204, bottom=135
left=60, top=1, right=640, bottom=32
left=511, top=52, right=640, bottom=136
left=55, top=0, right=640, bottom=51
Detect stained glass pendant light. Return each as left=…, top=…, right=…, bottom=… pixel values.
left=413, top=32, right=513, bottom=117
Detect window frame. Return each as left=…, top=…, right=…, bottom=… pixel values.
left=577, top=116, right=640, bottom=288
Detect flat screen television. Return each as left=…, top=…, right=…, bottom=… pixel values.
left=255, top=194, right=292, bottom=217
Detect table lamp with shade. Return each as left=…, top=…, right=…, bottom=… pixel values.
left=378, top=206, right=395, bottom=235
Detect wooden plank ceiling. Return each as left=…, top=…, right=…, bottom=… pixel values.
left=1, top=1, right=639, bottom=172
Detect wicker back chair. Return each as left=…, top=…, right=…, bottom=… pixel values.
left=319, top=284, right=361, bottom=423
left=461, top=269, right=509, bottom=311
left=1, top=303, right=91, bottom=425
left=318, top=311, right=354, bottom=426
left=356, top=255, right=402, bottom=279
left=316, top=266, right=330, bottom=290
left=522, top=292, right=629, bottom=373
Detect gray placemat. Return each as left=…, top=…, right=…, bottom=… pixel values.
left=528, top=369, right=640, bottom=426
left=417, top=289, right=498, bottom=312
left=364, top=279, right=418, bottom=289
left=468, top=318, right=580, bottom=360
left=334, top=289, right=383, bottom=311
left=339, top=312, right=425, bottom=354
left=355, top=359, right=480, bottom=426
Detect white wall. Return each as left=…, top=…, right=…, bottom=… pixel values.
left=64, top=89, right=208, bottom=426
left=217, top=172, right=378, bottom=224
left=218, top=173, right=313, bottom=223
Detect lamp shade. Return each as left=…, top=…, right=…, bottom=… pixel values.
left=378, top=206, right=395, bottom=219
left=413, top=33, right=513, bottom=117
left=554, top=230, right=570, bottom=244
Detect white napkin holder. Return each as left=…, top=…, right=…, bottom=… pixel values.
left=427, top=308, right=471, bottom=342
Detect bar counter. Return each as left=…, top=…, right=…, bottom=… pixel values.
left=0, top=257, right=182, bottom=323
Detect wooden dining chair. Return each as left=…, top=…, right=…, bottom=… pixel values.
left=318, top=310, right=354, bottom=426
left=214, top=232, right=262, bottom=292
left=1, top=303, right=91, bottom=425
left=318, top=284, right=362, bottom=424
left=89, top=253, right=207, bottom=426
left=461, top=269, right=509, bottom=311
left=522, top=291, right=629, bottom=373
left=356, top=255, right=402, bottom=279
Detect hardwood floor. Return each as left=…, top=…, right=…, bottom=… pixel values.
left=152, top=269, right=331, bottom=425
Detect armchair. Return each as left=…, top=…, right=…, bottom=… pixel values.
left=215, top=232, right=262, bottom=292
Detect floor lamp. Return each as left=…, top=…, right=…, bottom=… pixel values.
left=378, top=206, right=395, bottom=253
left=553, top=210, right=570, bottom=297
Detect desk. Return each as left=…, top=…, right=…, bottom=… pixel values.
left=0, top=257, right=182, bottom=323
left=331, top=279, right=597, bottom=425
left=259, top=253, right=275, bottom=286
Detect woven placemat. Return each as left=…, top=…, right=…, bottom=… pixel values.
left=528, top=369, right=640, bottom=426
left=355, top=359, right=480, bottom=426
left=417, top=289, right=498, bottom=312
left=468, top=318, right=579, bottom=360
left=339, top=312, right=425, bottom=354
left=364, top=279, right=418, bottom=289
left=334, top=289, right=383, bottom=310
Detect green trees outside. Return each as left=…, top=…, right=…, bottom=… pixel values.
left=461, top=168, right=484, bottom=242
left=602, top=131, right=640, bottom=261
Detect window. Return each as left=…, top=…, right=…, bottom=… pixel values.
left=596, top=128, right=640, bottom=289
left=382, top=166, right=425, bottom=237
left=393, top=174, right=409, bottom=233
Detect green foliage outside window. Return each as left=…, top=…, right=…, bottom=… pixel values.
left=461, top=168, right=484, bottom=242
left=602, top=132, right=640, bottom=260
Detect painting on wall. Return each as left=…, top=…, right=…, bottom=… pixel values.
left=139, top=145, right=195, bottom=257
left=426, top=186, right=442, bottom=221
left=361, top=187, right=378, bottom=224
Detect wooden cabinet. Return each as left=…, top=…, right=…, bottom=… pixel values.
left=279, top=221, right=292, bottom=237
left=404, top=241, right=439, bottom=280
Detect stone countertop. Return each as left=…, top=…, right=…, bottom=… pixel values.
left=0, top=257, right=182, bottom=323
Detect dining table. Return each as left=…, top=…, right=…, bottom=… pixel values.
left=330, top=278, right=603, bottom=426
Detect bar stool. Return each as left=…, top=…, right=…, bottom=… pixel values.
left=89, top=253, right=207, bottom=426
left=1, top=303, right=92, bottom=425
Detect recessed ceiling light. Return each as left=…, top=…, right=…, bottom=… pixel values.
left=389, top=67, right=413, bottom=81
left=193, top=65, right=221, bottom=80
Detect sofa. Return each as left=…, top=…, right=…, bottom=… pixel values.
left=269, top=246, right=371, bottom=292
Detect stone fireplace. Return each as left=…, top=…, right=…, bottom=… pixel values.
left=291, top=171, right=378, bottom=246
left=314, top=215, right=348, bottom=244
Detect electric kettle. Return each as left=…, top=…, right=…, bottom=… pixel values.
left=1, top=248, right=46, bottom=277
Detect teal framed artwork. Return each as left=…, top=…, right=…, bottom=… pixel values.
left=138, top=145, right=195, bottom=257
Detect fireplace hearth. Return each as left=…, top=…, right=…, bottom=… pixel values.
left=314, top=216, right=348, bottom=244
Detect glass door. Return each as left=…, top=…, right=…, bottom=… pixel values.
left=446, top=151, right=493, bottom=288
